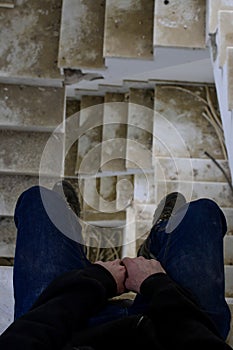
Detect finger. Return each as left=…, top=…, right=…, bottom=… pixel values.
left=122, top=257, right=133, bottom=267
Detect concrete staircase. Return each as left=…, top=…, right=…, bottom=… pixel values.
left=0, top=0, right=233, bottom=345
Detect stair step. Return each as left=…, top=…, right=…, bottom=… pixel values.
left=226, top=299, right=233, bottom=346
left=154, top=0, right=206, bottom=48
left=0, top=0, right=62, bottom=83
left=75, top=96, right=104, bottom=175
left=82, top=177, right=100, bottom=212
left=227, top=47, right=233, bottom=111
left=0, top=266, right=14, bottom=335
left=0, top=216, right=16, bottom=257
left=122, top=206, right=136, bottom=258
left=58, top=0, right=105, bottom=69
left=156, top=181, right=233, bottom=208
left=101, top=93, right=127, bottom=172
left=208, top=0, right=233, bottom=34
left=0, top=130, right=56, bottom=174
left=222, top=208, right=233, bottom=234
left=0, top=174, right=55, bottom=216
left=134, top=173, right=156, bottom=204
left=0, top=0, right=14, bottom=8
left=103, top=0, right=154, bottom=59
left=99, top=176, right=117, bottom=213
left=218, top=11, right=233, bottom=67
left=116, top=175, right=134, bottom=211
left=224, top=235, right=233, bottom=265
left=0, top=84, right=65, bottom=130
left=155, top=157, right=231, bottom=183
left=126, top=88, right=154, bottom=169
left=225, top=265, right=233, bottom=297
left=135, top=204, right=233, bottom=233
left=154, top=85, right=225, bottom=160
left=65, top=99, right=80, bottom=176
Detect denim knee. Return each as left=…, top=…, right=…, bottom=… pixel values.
left=189, top=198, right=227, bottom=234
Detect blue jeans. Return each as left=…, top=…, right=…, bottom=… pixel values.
left=13, top=186, right=231, bottom=340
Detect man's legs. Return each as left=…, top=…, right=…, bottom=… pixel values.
left=13, top=185, right=128, bottom=325
left=137, top=196, right=231, bottom=340
left=13, top=185, right=90, bottom=319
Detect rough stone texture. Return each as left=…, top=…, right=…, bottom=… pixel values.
left=58, top=0, right=105, bottom=69
left=0, top=267, right=14, bottom=335
left=0, top=130, right=53, bottom=173
left=227, top=47, right=233, bottom=111
left=76, top=96, right=104, bottom=175
left=225, top=265, right=233, bottom=297
left=126, top=88, right=154, bottom=169
left=224, top=236, right=233, bottom=265
left=101, top=93, right=128, bottom=172
left=155, top=158, right=231, bottom=183
left=157, top=181, right=233, bottom=208
left=122, top=206, right=136, bottom=258
left=0, top=216, right=16, bottom=257
left=134, top=172, right=156, bottom=204
left=223, top=208, right=233, bottom=234
left=208, top=0, right=233, bottom=34
left=0, top=174, right=55, bottom=216
left=218, top=11, right=233, bottom=67
left=154, top=85, right=224, bottom=160
left=0, top=0, right=62, bottom=80
left=154, top=0, right=206, bottom=48
left=0, top=84, right=65, bottom=129
left=65, top=99, right=80, bottom=176
left=227, top=301, right=233, bottom=347
left=104, top=0, right=154, bottom=59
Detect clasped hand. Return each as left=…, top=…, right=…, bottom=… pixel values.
left=95, top=257, right=166, bottom=295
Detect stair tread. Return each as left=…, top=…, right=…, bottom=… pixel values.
left=0, top=0, right=62, bottom=80
left=157, top=181, right=233, bottom=208
left=75, top=96, right=104, bottom=175
left=104, top=0, right=154, bottom=59
left=0, top=175, right=55, bottom=216
left=65, top=100, right=80, bottom=177
left=101, top=93, right=127, bottom=172
left=0, top=266, right=14, bottom=335
left=154, top=85, right=225, bottom=159
left=154, top=0, right=206, bottom=48
left=0, top=84, right=65, bottom=130
left=218, top=10, right=233, bottom=67
left=208, top=0, right=233, bottom=34
left=116, top=175, right=134, bottom=211
left=58, top=0, right=105, bottom=69
left=0, top=216, right=16, bottom=257
left=99, top=176, right=117, bottom=213
left=126, top=88, right=154, bottom=169
left=225, top=265, right=233, bottom=297
left=0, top=130, right=54, bottom=174
left=154, top=157, right=231, bottom=183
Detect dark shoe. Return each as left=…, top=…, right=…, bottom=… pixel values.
left=137, top=192, right=186, bottom=259
left=52, top=180, right=81, bottom=218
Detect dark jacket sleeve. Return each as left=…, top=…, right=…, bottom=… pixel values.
left=0, top=264, right=117, bottom=350
left=140, top=273, right=232, bottom=349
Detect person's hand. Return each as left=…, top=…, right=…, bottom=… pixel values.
left=122, top=256, right=166, bottom=293
left=95, top=259, right=126, bottom=294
